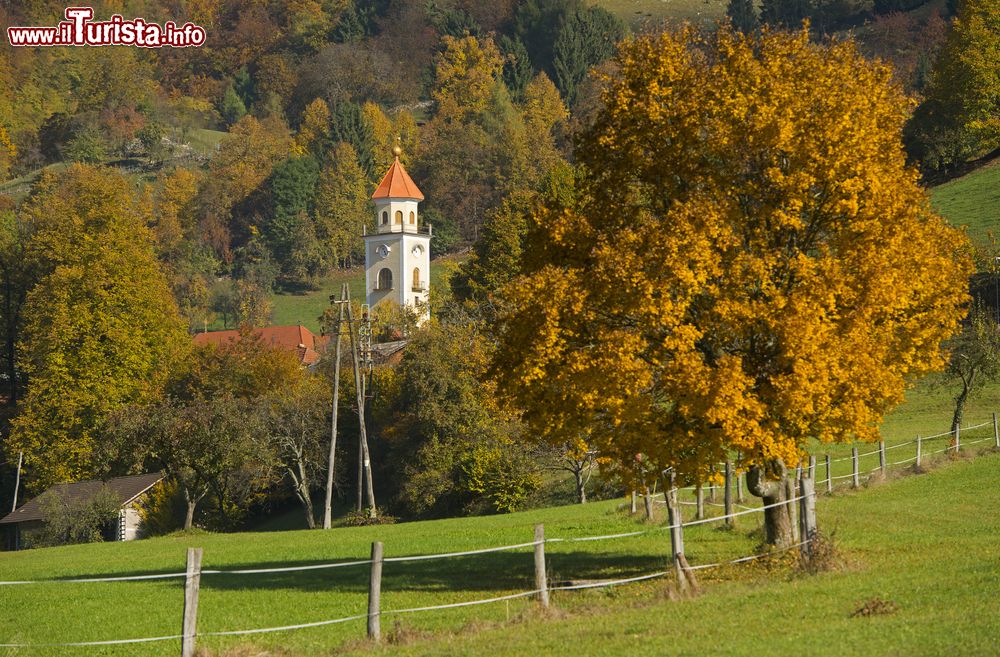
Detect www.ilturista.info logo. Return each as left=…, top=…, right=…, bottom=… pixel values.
left=7, top=7, right=206, bottom=48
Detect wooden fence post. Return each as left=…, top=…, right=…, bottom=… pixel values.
left=916, top=435, right=922, bottom=468
left=954, top=424, right=961, bottom=453
left=994, top=413, right=999, bottom=448
left=630, top=490, right=637, bottom=514
left=724, top=461, right=734, bottom=528
left=879, top=441, right=886, bottom=474
left=798, top=475, right=817, bottom=560
left=534, top=524, right=549, bottom=608
left=708, top=466, right=716, bottom=503
left=736, top=470, right=744, bottom=503
left=851, top=447, right=860, bottom=489
left=181, top=548, right=203, bottom=657
left=808, top=455, right=816, bottom=480
left=824, top=454, right=832, bottom=494
left=664, top=471, right=684, bottom=564
left=695, top=484, right=704, bottom=520
left=367, top=542, right=383, bottom=641
left=786, top=472, right=799, bottom=543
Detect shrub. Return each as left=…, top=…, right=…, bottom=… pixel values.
left=30, top=486, right=121, bottom=548
left=138, top=479, right=185, bottom=537
left=343, top=508, right=397, bottom=526
left=462, top=443, right=541, bottom=513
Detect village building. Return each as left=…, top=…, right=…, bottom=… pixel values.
left=193, top=324, right=329, bottom=367
left=0, top=472, right=164, bottom=550
left=364, top=147, right=432, bottom=323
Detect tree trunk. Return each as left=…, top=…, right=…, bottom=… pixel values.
left=184, top=499, right=196, bottom=531
left=574, top=466, right=587, bottom=504
left=746, top=461, right=793, bottom=548
left=301, top=488, right=316, bottom=529
left=952, top=374, right=974, bottom=432
left=643, top=486, right=654, bottom=520
left=290, top=458, right=316, bottom=530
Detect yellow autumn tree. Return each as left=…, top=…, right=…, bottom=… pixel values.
left=363, top=102, right=419, bottom=176
left=12, top=165, right=189, bottom=489
left=295, top=98, right=331, bottom=157
left=432, top=35, right=504, bottom=120
left=520, top=73, right=569, bottom=188
left=493, top=27, right=973, bottom=545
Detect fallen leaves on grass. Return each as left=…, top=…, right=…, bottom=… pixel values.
left=850, top=597, right=899, bottom=618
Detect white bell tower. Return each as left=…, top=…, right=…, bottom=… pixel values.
left=364, top=147, right=432, bottom=323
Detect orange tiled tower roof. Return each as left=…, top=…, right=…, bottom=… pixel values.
left=371, top=156, right=424, bottom=201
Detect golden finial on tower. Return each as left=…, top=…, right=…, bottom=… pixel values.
left=393, top=135, right=403, bottom=158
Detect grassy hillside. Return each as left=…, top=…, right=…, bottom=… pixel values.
left=593, top=0, right=727, bottom=27
left=0, top=128, right=229, bottom=203
left=268, top=255, right=465, bottom=332
left=930, top=160, right=1000, bottom=246
left=0, top=441, right=996, bottom=656
left=369, top=451, right=1000, bottom=657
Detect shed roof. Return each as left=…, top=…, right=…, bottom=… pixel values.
left=0, top=472, right=164, bottom=525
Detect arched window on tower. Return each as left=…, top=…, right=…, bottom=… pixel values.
left=394, top=210, right=403, bottom=225
left=412, top=267, right=422, bottom=291
left=409, top=211, right=416, bottom=225
left=381, top=211, right=388, bottom=226
left=377, top=268, right=393, bottom=291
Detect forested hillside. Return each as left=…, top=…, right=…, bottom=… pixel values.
left=0, top=0, right=997, bottom=537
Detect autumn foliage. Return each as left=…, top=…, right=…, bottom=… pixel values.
left=493, top=28, right=973, bottom=489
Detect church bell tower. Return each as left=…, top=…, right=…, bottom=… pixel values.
left=364, top=147, right=432, bottom=323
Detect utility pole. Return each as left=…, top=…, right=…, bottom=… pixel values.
left=11, top=451, right=22, bottom=512
left=347, top=292, right=377, bottom=518
left=323, top=284, right=348, bottom=529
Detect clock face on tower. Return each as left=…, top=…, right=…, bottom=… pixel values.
left=376, top=244, right=391, bottom=258
left=411, top=244, right=424, bottom=256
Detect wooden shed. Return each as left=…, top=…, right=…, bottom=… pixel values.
left=0, top=472, right=164, bottom=550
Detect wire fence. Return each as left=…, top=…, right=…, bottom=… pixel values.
left=0, top=415, right=997, bottom=652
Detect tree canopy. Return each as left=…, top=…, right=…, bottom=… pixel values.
left=10, top=165, right=189, bottom=489
left=493, top=28, right=973, bottom=494
left=906, top=0, right=1000, bottom=170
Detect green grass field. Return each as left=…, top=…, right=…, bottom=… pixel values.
left=930, top=160, right=1000, bottom=247
left=183, top=128, right=229, bottom=155
left=366, top=451, right=1000, bottom=657
left=0, top=126, right=228, bottom=203
left=267, top=269, right=368, bottom=330
left=0, top=163, right=71, bottom=202
left=268, top=256, right=465, bottom=332
left=594, top=0, right=727, bottom=28
left=1, top=370, right=998, bottom=657
left=0, top=444, right=996, bottom=656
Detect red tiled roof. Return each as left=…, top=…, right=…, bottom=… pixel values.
left=193, top=325, right=325, bottom=365
left=371, top=157, right=424, bottom=200
left=297, top=345, right=321, bottom=366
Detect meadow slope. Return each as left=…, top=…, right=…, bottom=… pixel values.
left=1, top=436, right=998, bottom=656
left=360, top=451, right=1000, bottom=657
